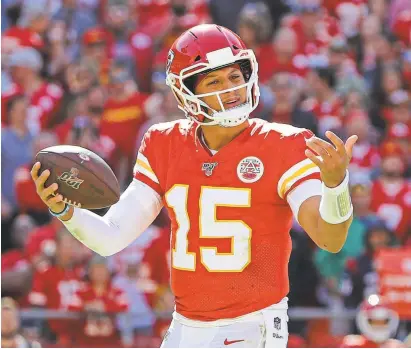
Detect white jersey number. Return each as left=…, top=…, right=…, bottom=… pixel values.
left=165, top=185, right=251, bottom=272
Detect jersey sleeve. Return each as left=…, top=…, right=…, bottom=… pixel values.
left=277, top=129, right=322, bottom=200
left=133, top=126, right=163, bottom=196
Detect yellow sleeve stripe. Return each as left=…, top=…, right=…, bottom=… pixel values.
left=136, top=158, right=154, bottom=175
left=278, top=158, right=320, bottom=199
left=133, top=152, right=159, bottom=184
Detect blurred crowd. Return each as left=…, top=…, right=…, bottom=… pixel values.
left=1, top=0, right=411, bottom=347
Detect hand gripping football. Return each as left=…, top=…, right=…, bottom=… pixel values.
left=35, top=145, right=120, bottom=209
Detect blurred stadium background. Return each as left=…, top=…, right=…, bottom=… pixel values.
left=1, top=0, right=411, bottom=347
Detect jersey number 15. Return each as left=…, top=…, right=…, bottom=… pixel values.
left=165, top=185, right=252, bottom=272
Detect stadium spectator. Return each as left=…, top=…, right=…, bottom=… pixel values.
left=29, top=228, right=86, bottom=346
left=370, top=142, right=411, bottom=243
left=14, top=131, right=59, bottom=224
left=302, top=67, right=344, bottom=136
left=345, top=110, right=380, bottom=182
left=69, top=255, right=128, bottom=348
left=1, top=297, right=41, bottom=348
left=1, top=215, right=36, bottom=300
left=2, top=47, right=63, bottom=133
left=1, top=95, right=34, bottom=225
left=100, top=63, right=148, bottom=178
left=342, top=224, right=397, bottom=310
left=269, top=72, right=318, bottom=134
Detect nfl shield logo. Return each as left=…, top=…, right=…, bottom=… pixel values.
left=274, top=317, right=281, bottom=331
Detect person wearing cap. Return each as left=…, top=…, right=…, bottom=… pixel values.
left=370, top=142, right=411, bottom=244
left=2, top=47, right=63, bottom=134
left=68, top=255, right=128, bottom=347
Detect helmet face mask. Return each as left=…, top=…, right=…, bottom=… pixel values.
left=165, top=25, right=260, bottom=127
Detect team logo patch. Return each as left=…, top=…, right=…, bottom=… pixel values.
left=237, top=156, right=264, bottom=183
left=274, top=317, right=281, bottom=331
left=202, top=162, right=218, bottom=177
left=58, top=167, right=84, bottom=190
left=166, top=50, right=175, bottom=73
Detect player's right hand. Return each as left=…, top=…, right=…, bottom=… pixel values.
left=31, top=162, right=66, bottom=213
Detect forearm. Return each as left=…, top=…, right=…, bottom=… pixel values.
left=316, top=213, right=352, bottom=253
left=298, top=172, right=353, bottom=253
left=60, top=180, right=163, bottom=256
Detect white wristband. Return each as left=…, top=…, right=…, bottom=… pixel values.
left=319, top=170, right=353, bottom=224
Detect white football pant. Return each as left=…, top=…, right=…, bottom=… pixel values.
left=161, top=298, right=289, bottom=348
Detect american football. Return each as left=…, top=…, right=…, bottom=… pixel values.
left=35, top=145, right=120, bottom=209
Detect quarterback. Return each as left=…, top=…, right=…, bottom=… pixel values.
left=32, top=24, right=357, bottom=348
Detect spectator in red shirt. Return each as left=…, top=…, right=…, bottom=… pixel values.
left=2, top=0, right=49, bottom=56
left=100, top=64, right=148, bottom=176
left=3, top=47, right=63, bottom=133
left=69, top=255, right=128, bottom=348
left=29, top=228, right=85, bottom=346
left=14, top=131, right=59, bottom=224
left=282, top=0, right=340, bottom=57
left=386, top=122, right=411, bottom=166
left=345, top=110, right=381, bottom=182
left=371, top=142, right=411, bottom=243
left=302, top=66, right=344, bottom=135
left=264, top=27, right=309, bottom=85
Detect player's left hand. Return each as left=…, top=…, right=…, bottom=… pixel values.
left=305, top=131, right=358, bottom=188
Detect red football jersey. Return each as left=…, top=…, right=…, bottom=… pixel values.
left=29, top=265, right=85, bottom=337
left=133, top=118, right=321, bottom=321
left=68, top=283, right=128, bottom=347
left=100, top=92, right=148, bottom=157
left=370, top=179, right=411, bottom=240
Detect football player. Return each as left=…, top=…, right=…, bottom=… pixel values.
left=32, top=24, right=357, bottom=348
